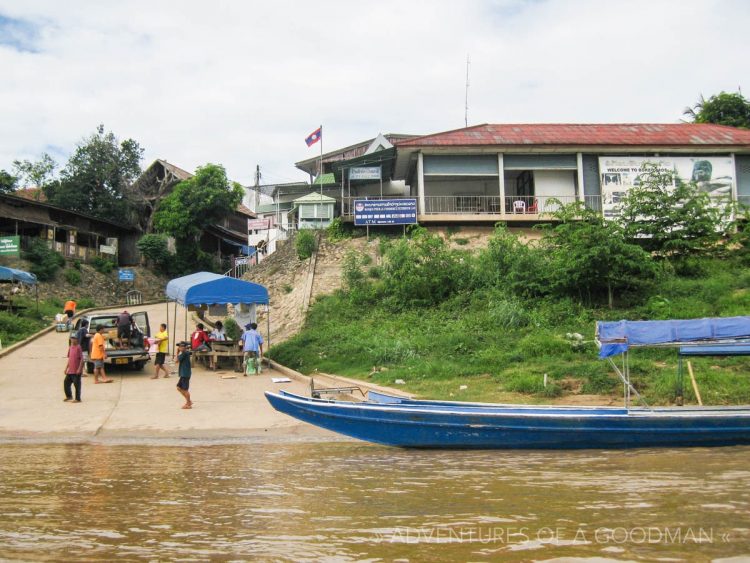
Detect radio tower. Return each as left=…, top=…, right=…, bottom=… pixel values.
left=464, top=54, right=470, bottom=127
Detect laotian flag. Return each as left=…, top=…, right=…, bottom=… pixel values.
left=305, top=127, right=322, bottom=147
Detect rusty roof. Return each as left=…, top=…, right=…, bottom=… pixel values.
left=394, top=123, right=750, bottom=148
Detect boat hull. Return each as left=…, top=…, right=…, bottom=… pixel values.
left=265, top=391, right=750, bottom=449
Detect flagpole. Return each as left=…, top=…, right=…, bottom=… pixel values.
left=319, top=124, right=323, bottom=195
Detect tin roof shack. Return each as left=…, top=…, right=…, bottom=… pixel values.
left=0, top=193, right=139, bottom=265
left=292, top=193, right=336, bottom=230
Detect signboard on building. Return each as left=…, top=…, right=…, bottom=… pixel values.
left=349, top=166, right=382, bottom=181
left=118, top=269, right=135, bottom=282
left=599, top=156, right=735, bottom=218
left=0, top=236, right=20, bottom=256
left=100, top=245, right=117, bottom=255
left=248, top=218, right=274, bottom=231
left=354, top=199, right=418, bottom=226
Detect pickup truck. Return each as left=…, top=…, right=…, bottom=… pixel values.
left=72, top=311, right=152, bottom=374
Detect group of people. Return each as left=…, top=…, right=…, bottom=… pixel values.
left=63, top=315, right=265, bottom=410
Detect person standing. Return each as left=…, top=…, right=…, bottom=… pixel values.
left=116, top=310, right=133, bottom=349
left=152, top=323, right=170, bottom=379
left=240, top=322, right=264, bottom=375
left=63, top=334, right=84, bottom=402
left=76, top=320, right=91, bottom=357
left=90, top=325, right=113, bottom=384
left=176, top=341, right=193, bottom=409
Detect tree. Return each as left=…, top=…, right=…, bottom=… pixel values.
left=43, top=125, right=143, bottom=222
left=153, top=163, right=244, bottom=274
left=617, top=163, right=732, bottom=257
left=542, top=202, right=656, bottom=308
left=12, top=153, right=57, bottom=192
left=0, top=170, right=17, bottom=194
left=684, top=91, right=750, bottom=129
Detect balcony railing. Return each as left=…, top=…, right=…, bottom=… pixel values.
left=340, top=195, right=601, bottom=217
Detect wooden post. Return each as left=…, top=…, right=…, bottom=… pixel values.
left=687, top=361, right=703, bottom=406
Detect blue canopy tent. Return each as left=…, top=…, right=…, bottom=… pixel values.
left=0, top=266, right=38, bottom=313
left=165, top=272, right=270, bottom=353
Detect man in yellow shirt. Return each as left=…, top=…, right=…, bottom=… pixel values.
left=151, top=323, right=170, bottom=379
left=90, top=325, right=113, bottom=383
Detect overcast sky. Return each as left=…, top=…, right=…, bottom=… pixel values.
left=1, top=0, right=748, bottom=187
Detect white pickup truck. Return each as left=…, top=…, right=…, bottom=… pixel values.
left=72, top=311, right=152, bottom=374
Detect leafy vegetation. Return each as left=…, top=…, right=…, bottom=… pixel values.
left=153, top=163, right=243, bottom=275
left=23, top=239, right=65, bottom=281
left=43, top=125, right=143, bottom=223
left=684, top=91, right=750, bottom=129
left=91, top=256, right=115, bottom=274
left=136, top=234, right=172, bottom=273
left=63, top=268, right=81, bottom=285
left=295, top=230, right=317, bottom=260
left=223, top=317, right=242, bottom=341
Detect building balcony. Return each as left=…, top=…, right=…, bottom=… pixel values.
left=340, top=195, right=602, bottom=222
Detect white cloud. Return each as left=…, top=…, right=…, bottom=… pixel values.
left=0, top=0, right=748, bottom=187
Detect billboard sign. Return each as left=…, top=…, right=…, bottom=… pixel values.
left=354, top=199, right=417, bottom=226
left=248, top=218, right=274, bottom=231
left=0, top=236, right=20, bottom=256
left=118, top=269, right=135, bottom=282
left=599, top=156, right=735, bottom=218
left=349, top=166, right=382, bottom=181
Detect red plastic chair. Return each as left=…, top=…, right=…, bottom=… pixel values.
left=527, top=198, right=538, bottom=214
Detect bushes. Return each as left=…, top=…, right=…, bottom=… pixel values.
left=91, top=256, right=115, bottom=274
left=63, top=268, right=81, bottom=285
left=295, top=230, right=317, bottom=259
left=137, top=234, right=172, bottom=271
left=223, top=317, right=242, bottom=341
left=23, top=239, right=64, bottom=281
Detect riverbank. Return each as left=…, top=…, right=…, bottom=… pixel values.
left=0, top=302, right=372, bottom=443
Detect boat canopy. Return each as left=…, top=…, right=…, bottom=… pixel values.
left=0, top=266, right=37, bottom=285
left=165, top=272, right=269, bottom=306
left=596, top=316, right=750, bottom=358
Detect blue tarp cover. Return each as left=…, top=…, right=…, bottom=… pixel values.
left=597, top=316, right=750, bottom=358
left=0, top=266, right=37, bottom=285
left=679, top=345, right=750, bottom=357
left=165, top=272, right=269, bottom=306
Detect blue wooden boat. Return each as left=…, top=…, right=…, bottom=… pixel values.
left=264, top=390, right=750, bottom=449
left=265, top=317, right=750, bottom=449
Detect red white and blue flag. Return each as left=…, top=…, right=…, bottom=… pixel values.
left=305, top=127, right=322, bottom=147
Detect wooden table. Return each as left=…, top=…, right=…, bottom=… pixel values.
left=192, top=340, right=244, bottom=371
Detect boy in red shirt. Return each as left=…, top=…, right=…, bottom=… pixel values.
left=64, top=334, right=85, bottom=403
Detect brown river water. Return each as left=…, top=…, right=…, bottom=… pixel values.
left=0, top=442, right=749, bottom=562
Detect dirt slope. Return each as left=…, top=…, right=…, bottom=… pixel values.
left=244, top=226, right=508, bottom=345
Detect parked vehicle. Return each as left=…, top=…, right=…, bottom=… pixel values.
left=72, top=311, right=151, bottom=374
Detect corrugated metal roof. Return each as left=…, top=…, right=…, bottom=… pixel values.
left=394, top=123, right=750, bottom=148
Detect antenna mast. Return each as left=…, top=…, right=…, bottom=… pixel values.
left=464, top=54, right=470, bottom=127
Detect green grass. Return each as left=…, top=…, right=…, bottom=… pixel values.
left=0, top=296, right=96, bottom=348
left=270, top=257, right=750, bottom=406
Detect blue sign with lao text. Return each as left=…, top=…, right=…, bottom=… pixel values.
left=354, top=199, right=417, bottom=226
left=118, top=268, right=135, bottom=282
